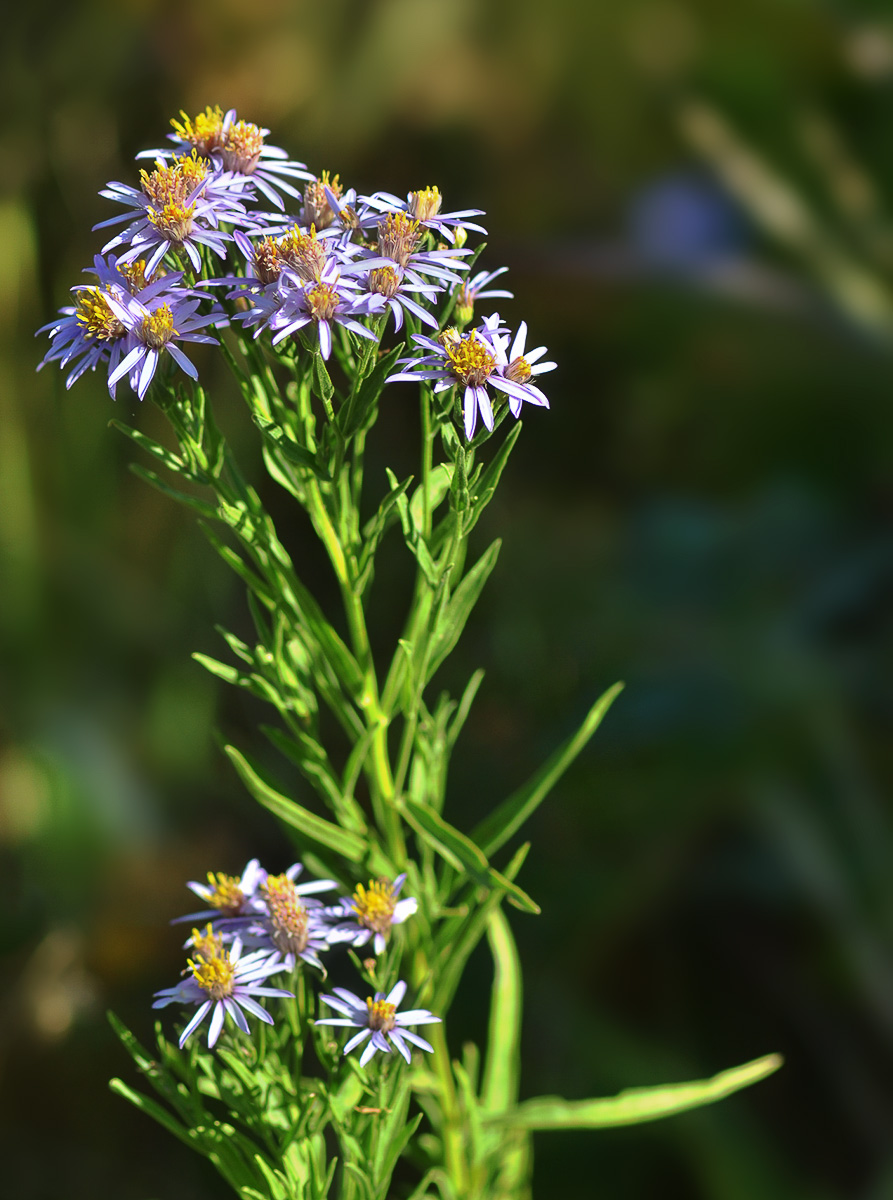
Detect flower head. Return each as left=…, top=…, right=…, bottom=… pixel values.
left=249, top=869, right=334, bottom=973
left=316, top=980, right=440, bottom=1066
left=152, top=926, right=293, bottom=1049
left=388, top=313, right=554, bottom=439
left=173, top=858, right=267, bottom=926
left=327, top=873, right=417, bottom=955
left=362, top=185, right=486, bottom=244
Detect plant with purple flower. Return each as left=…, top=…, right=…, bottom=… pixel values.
left=104, top=285, right=225, bottom=400
left=388, top=312, right=554, bottom=439
left=249, top=870, right=334, bottom=974
left=454, top=265, right=513, bottom=324
left=96, top=153, right=247, bottom=275
left=316, top=980, right=440, bottom=1066
left=152, top=925, right=293, bottom=1049
left=141, top=106, right=313, bottom=211
left=327, top=874, right=418, bottom=955
left=362, top=185, right=486, bottom=244
left=236, top=256, right=384, bottom=360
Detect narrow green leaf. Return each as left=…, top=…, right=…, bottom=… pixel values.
left=409, top=463, right=454, bottom=532
left=254, top=414, right=330, bottom=478
left=109, top=1078, right=196, bottom=1149
left=447, top=669, right=485, bottom=751
left=426, top=539, right=501, bottom=681
left=482, top=907, right=523, bottom=1114
left=495, top=1053, right=784, bottom=1130
left=111, top=419, right=193, bottom=478
left=192, top=652, right=240, bottom=686
left=463, top=421, right=522, bottom=536
left=400, top=799, right=539, bottom=914
left=129, top=464, right=217, bottom=520
left=473, top=681, right=624, bottom=857
left=225, top=744, right=367, bottom=862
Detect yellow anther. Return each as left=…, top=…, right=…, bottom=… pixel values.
left=221, top=121, right=264, bottom=174
left=188, top=928, right=236, bottom=1000
left=302, top=172, right=341, bottom=230
left=171, top=106, right=226, bottom=155
left=367, top=266, right=401, bottom=298
left=351, top=879, right=397, bottom=936
left=139, top=304, right=177, bottom=348
left=305, top=282, right=340, bottom=322
left=505, top=356, right=532, bottom=384
left=377, top=213, right=420, bottom=267
left=366, top=997, right=397, bottom=1032
left=408, top=186, right=442, bottom=222
left=444, top=332, right=495, bottom=387
left=278, top=224, right=328, bottom=282
left=262, top=873, right=310, bottom=955
left=205, top=872, right=246, bottom=917
left=75, top=288, right=126, bottom=341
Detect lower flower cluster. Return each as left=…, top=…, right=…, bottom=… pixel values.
left=154, top=858, right=438, bottom=1065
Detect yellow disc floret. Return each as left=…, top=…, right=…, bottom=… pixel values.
left=221, top=120, right=264, bottom=174
left=366, top=997, right=397, bottom=1032
left=278, top=224, right=329, bottom=282
left=139, top=304, right=177, bottom=348
left=505, top=355, right=532, bottom=384
left=205, top=871, right=246, bottom=917
left=188, top=926, right=236, bottom=1001
left=377, top=213, right=420, bottom=267
left=75, top=288, right=126, bottom=341
left=351, top=879, right=397, bottom=936
left=444, top=331, right=496, bottom=387
left=262, top=873, right=311, bottom=955
left=305, top=282, right=340, bottom=323
left=171, top=106, right=226, bottom=156
left=302, top=172, right=341, bottom=230
left=408, top=186, right=442, bottom=222
left=367, top=266, right=402, bottom=298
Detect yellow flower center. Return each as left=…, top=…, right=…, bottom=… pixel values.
left=367, top=266, right=402, bottom=298
left=408, top=185, right=442, bottom=222
left=377, top=213, right=421, bottom=267
left=147, top=200, right=195, bottom=243
left=117, top=259, right=152, bottom=293
left=366, top=997, right=397, bottom=1033
left=262, top=873, right=310, bottom=955
left=278, top=224, right=328, bottom=282
left=444, top=331, right=496, bottom=388
left=170, top=106, right=226, bottom=156
left=205, top=872, right=246, bottom=917
left=140, top=154, right=207, bottom=207
left=302, top=172, right=341, bottom=230
left=253, top=237, right=283, bottom=285
left=220, top=120, right=264, bottom=175
left=351, top=879, right=397, bottom=936
left=75, top=288, right=126, bottom=341
left=188, top=926, right=236, bottom=1001
left=505, top=355, right=532, bottom=384
left=139, top=304, right=177, bottom=348
left=305, top=282, right=340, bottom=322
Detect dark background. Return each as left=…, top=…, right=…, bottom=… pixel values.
left=5, top=1, right=893, bottom=1196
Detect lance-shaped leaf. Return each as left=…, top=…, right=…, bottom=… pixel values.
left=492, top=1053, right=783, bottom=1130
left=399, top=798, right=539, bottom=914
left=129, top=464, right=218, bottom=520
left=473, top=681, right=624, bottom=858
left=225, top=744, right=369, bottom=863
left=425, top=539, right=501, bottom=682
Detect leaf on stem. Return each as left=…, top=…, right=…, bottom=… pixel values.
left=492, top=1053, right=784, bottom=1130
left=472, top=681, right=625, bottom=858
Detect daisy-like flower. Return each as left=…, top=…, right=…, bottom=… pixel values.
left=104, top=287, right=225, bottom=400
left=250, top=871, right=333, bottom=973
left=362, top=185, right=486, bottom=244
left=316, top=980, right=440, bottom=1066
left=237, top=257, right=383, bottom=360
left=173, top=858, right=267, bottom=925
left=141, top=106, right=313, bottom=210
left=152, top=925, right=293, bottom=1049
left=388, top=313, right=554, bottom=440
left=454, top=266, right=513, bottom=324
left=370, top=212, right=470, bottom=287
left=96, top=153, right=246, bottom=275
left=37, top=255, right=184, bottom=392
left=361, top=264, right=441, bottom=331
left=327, top=873, right=418, bottom=955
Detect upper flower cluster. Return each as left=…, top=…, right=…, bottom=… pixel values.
left=38, top=105, right=553, bottom=438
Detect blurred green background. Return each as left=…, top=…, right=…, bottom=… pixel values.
left=6, top=0, right=893, bottom=1196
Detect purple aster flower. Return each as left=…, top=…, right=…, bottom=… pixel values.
left=172, top=858, right=267, bottom=926
left=360, top=264, right=441, bottom=331
left=140, top=106, right=313, bottom=210
left=247, top=869, right=335, bottom=974
left=104, top=287, right=224, bottom=400
left=388, top=313, right=553, bottom=439
left=237, top=257, right=384, bottom=360
left=152, top=925, right=293, bottom=1049
left=95, top=153, right=246, bottom=275
left=316, top=980, right=440, bottom=1066
left=362, top=186, right=486, bottom=244
left=366, top=212, right=470, bottom=287
left=37, top=255, right=185, bottom=392
left=326, top=873, right=418, bottom=956
left=454, top=266, right=513, bottom=324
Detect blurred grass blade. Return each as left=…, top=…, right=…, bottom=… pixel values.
left=474, top=681, right=624, bottom=857
left=495, top=1053, right=783, bottom=1130
left=482, top=907, right=522, bottom=1114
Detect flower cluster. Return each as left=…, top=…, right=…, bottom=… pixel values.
left=38, top=105, right=553, bottom=437
left=155, top=859, right=431, bottom=1062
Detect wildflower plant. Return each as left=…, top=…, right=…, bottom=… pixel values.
left=42, top=107, right=781, bottom=1200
